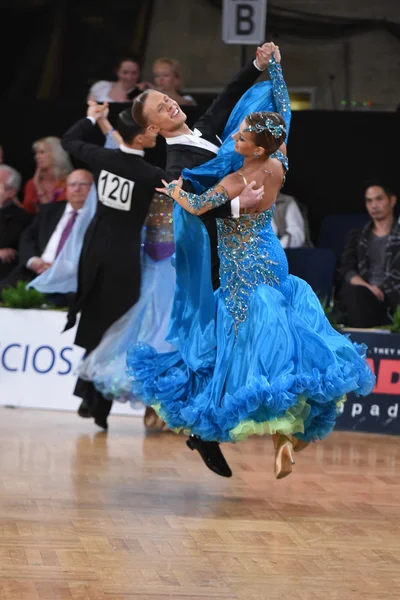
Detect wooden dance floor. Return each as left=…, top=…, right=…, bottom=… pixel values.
left=0, top=408, right=399, bottom=600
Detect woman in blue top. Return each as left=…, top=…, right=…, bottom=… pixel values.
left=126, top=48, right=375, bottom=480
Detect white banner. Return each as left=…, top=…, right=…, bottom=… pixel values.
left=0, top=308, right=140, bottom=416
left=222, top=0, right=267, bottom=45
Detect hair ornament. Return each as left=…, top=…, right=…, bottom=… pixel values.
left=245, top=118, right=286, bottom=139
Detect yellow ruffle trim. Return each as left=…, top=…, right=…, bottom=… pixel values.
left=228, top=395, right=310, bottom=442
left=151, top=394, right=346, bottom=442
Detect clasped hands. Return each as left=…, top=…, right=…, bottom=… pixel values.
left=255, top=41, right=281, bottom=69
left=87, top=100, right=109, bottom=121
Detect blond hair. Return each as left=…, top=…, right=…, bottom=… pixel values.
left=153, top=57, right=184, bottom=83
left=32, top=136, right=73, bottom=180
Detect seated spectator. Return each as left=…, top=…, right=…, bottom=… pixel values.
left=152, top=57, right=197, bottom=106
left=0, top=165, right=32, bottom=281
left=272, top=192, right=311, bottom=248
left=337, top=181, right=400, bottom=328
left=0, top=169, right=93, bottom=305
left=87, top=56, right=151, bottom=103
left=23, top=137, right=73, bottom=215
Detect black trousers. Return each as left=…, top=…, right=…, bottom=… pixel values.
left=338, top=283, right=391, bottom=328
left=74, top=377, right=112, bottom=421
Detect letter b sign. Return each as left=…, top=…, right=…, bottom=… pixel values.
left=223, top=0, right=267, bottom=45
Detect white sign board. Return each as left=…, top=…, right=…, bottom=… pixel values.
left=222, top=0, right=267, bottom=45
left=0, top=309, right=141, bottom=416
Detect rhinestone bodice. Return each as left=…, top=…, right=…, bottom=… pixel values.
left=143, top=193, right=174, bottom=261
left=217, top=207, right=291, bottom=330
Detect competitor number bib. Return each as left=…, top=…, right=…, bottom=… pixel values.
left=98, top=170, right=135, bottom=211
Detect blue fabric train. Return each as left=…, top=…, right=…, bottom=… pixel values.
left=126, top=60, right=375, bottom=444
left=182, top=79, right=289, bottom=193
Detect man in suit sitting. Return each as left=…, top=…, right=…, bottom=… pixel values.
left=0, top=169, right=93, bottom=304
left=0, top=165, right=32, bottom=281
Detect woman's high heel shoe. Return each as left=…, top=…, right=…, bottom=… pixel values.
left=274, top=435, right=295, bottom=480
left=143, top=406, right=168, bottom=431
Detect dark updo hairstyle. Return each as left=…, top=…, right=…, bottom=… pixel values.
left=117, top=108, right=144, bottom=144
left=115, top=54, right=140, bottom=71
left=245, top=111, right=286, bottom=156
left=132, top=89, right=153, bottom=127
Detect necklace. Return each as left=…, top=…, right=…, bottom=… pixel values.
left=264, top=169, right=273, bottom=176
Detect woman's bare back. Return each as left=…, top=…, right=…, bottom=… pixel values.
left=219, top=149, right=287, bottom=214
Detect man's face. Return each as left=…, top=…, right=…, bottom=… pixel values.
left=143, top=91, right=187, bottom=135
left=66, top=170, right=93, bottom=210
left=365, top=185, right=396, bottom=221
left=0, top=170, right=16, bottom=205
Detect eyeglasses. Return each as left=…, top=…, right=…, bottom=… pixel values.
left=67, top=181, right=92, bottom=188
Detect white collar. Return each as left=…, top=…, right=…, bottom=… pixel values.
left=165, top=128, right=220, bottom=154
left=119, top=144, right=145, bottom=157
left=165, top=128, right=202, bottom=145
left=66, top=203, right=83, bottom=215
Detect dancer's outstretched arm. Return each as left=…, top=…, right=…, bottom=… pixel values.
left=194, top=43, right=274, bottom=139
left=157, top=175, right=263, bottom=216
left=268, top=46, right=291, bottom=144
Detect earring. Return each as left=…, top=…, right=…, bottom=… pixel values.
left=254, top=152, right=259, bottom=158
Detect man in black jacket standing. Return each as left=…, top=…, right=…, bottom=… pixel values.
left=131, top=43, right=275, bottom=477
left=62, top=104, right=165, bottom=431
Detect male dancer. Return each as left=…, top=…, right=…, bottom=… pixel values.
left=132, top=43, right=275, bottom=477
left=62, top=104, right=165, bottom=430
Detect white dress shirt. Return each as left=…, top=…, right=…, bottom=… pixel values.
left=272, top=201, right=306, bottom=249
left=27, top=203, right=81, bottom=269
left=166, top=128, right=240, bottom=217
left=165, top=128, right=221, bottom=154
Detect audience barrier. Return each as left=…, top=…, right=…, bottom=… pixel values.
left=0, top=308, right=142, bottom=416
left=336, top=329, right=400, bottom=435
left=1, top=310, right=399, bottom=433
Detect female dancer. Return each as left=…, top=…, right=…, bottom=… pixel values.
left=126, top=84, right=375, bottom=479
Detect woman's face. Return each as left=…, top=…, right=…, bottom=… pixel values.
left=117, top=60, right=140, bottom=89
left=34, top=143, right=53, bottom=170
left=232, top=119, right=257, bottom=157
left=153, top=63, right=177, bottom=93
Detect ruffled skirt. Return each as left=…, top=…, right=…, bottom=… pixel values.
left=78, top=253, right=175, bottom=408
left=126, top=276, right=375, bottom=442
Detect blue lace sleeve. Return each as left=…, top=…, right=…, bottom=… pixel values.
left=167, top=183, right=230, bottom=215
left=268, top=57, right=291, bottom=144
left=270, top=149, right=289, bottom=186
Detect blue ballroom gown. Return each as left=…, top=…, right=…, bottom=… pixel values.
left=125, top=58, right=375, bottom=443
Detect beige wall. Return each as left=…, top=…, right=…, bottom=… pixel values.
left=142, top=0, right=400, bottom=110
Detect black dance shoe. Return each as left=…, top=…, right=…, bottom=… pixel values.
left=186, top=435, right=232, bottom=477
left=77, top=399, right=92, bottom=418
left=94, top=417, right=108, bottom=431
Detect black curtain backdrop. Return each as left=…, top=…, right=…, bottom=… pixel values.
left=1, top=101, right=398, bottom=243
left=0, top=1, right=155, bottom=102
